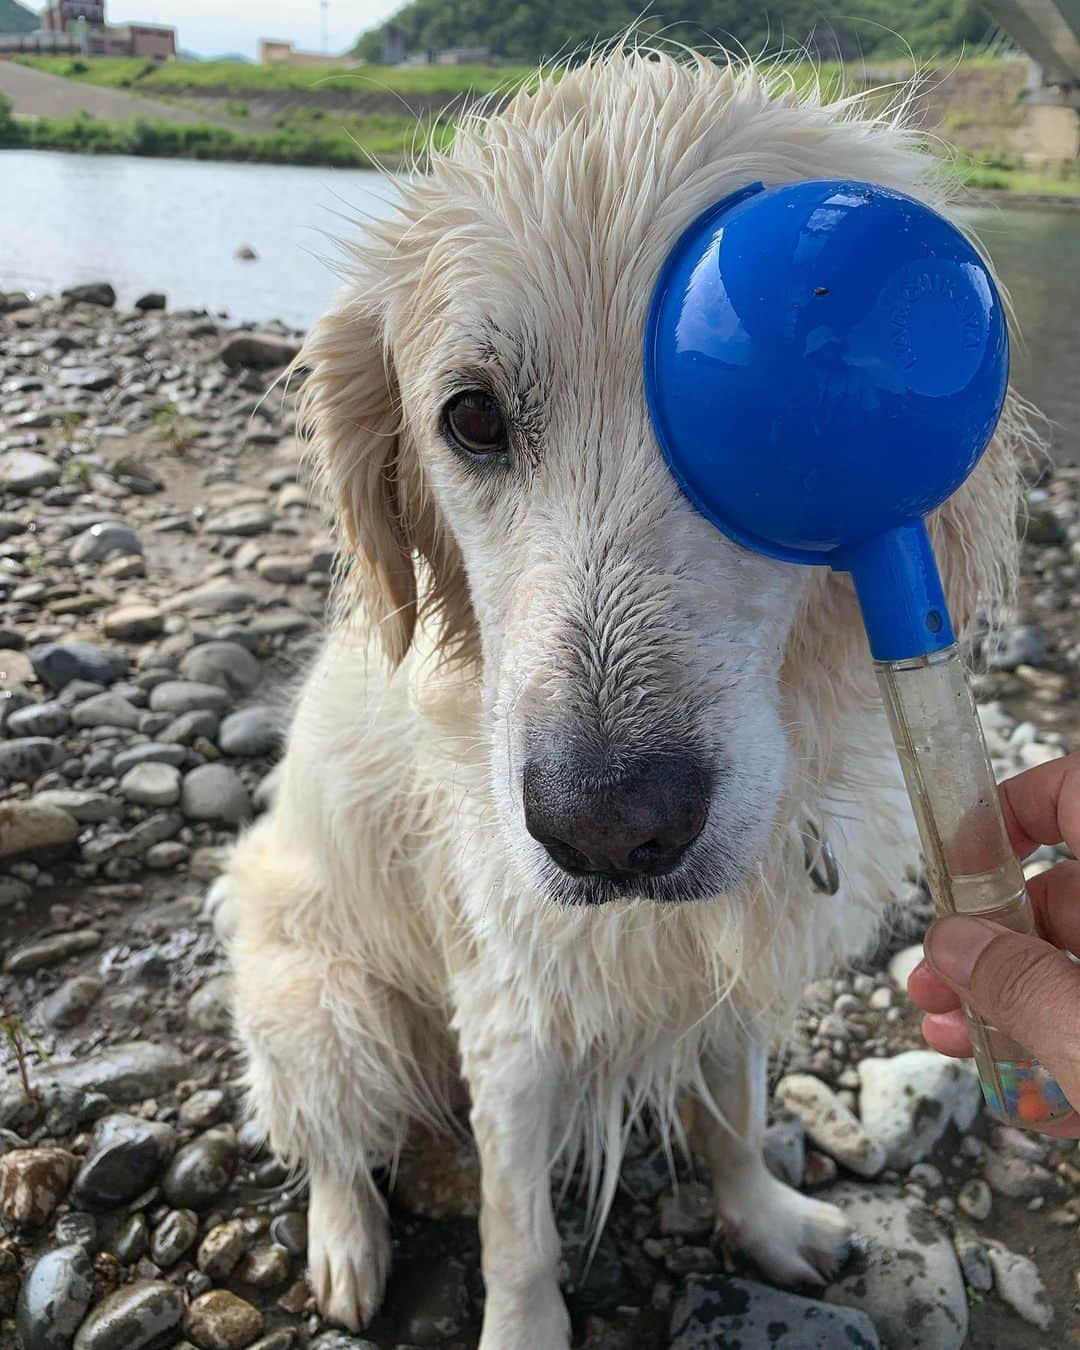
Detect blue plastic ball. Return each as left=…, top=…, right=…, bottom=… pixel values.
left=644, top=180, right=1009, bottom=566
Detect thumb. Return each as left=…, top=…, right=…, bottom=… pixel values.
left=925, top=914, right=1080, bottom=1104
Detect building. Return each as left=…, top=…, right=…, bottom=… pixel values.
left=258, top=38, right=352, bottom=67
left=39, top=0, right=176, bottom=59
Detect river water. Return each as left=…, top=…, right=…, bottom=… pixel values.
left=1, top=149, right=1077, bottom=460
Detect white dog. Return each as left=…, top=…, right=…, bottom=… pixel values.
left=215, top=49, right=1029, bottom=1348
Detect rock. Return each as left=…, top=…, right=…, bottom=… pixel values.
left=235, top=1243, right=290, bottom=1289
left=73, top=1113, right=178, bottom=1208
left=954, top=1232, right=993, bottom=1291
left=0, top=800, right=79, bottom=857
left=39, top=975, right=105, bottom=1028
left=0, top=737, right=63, bottom=782
left=398, top=1252, right=471, bottom=1343
left=0, top=289, right=32, bottom=312
left=179, top=642, right=261, bottom=697
left=186, top=974, right=233, bottom=1035
left=658, top=1183, right=714, bottom=1238
left=182, top=764, right=252, bottom=824
left=114, top=1213, right=148, bottom=1264
left=0, top=1147, right=76, bottom=1227
left=168, top=581, right=254, bottom=616
left=220, top=332, right=299, bottom=369
left=34, top=789, right=121, bottom=823
left=987, top=624, right=1048, bottom=671
left=30, top=640, right=127, bottom=691
left=0, top=875, right=31, bottom=907
left=6, top=700, right=70, bottom=737
left=70, top=522, right=143, bottom=564
left=986, top=1242, right=1053, bottom=1330
left=71, top=690, right=144, bottom=730
left=823, top=1183, right=968, bottom=1350
left=6, top=929, right=101, bottom=973
left=982, top=1147, right=1055, bottom=1199
left=58, top=364, right=117, bottom=391
left=104, top=605, right=164, bottom=641
left=186, top=1289, right=263, bottom=1350
left=763, top=1113, right=806, bottom=1188
left=73, top=1280, right=185, bottom=1350
left=120, top=761, right=181, bottom=807
left=256, top=555, right=308, bottom=584
left=53, top=1210, right=97, bottom=1252
left=309, top=1337, right=379, bottom=1350
left=670, top=1274, right=880, bottom=1349
left=162, top=1126, right=238, bottom=1209
left=150, top=1208, right=199, bottom=1268
left=857, top=1052, right=981, bottom=1168
left=135, top=292, right=166, bottom=310
left=217, top=706, right=283, bottom=758
left=25, top=1041, right=188, bottom=1105
left=113, top=743, right=188, bottom=774
left=62, top=281, right=116, bottom=307
left=15, top=1243, right=94, bottom=1350
left=957, top=1177, right=992, bottom=1221
left=180, top=1089, right=227, bottom=1129
left=197, top=1219, right=248, bottom=1279
left=269, top=1211, right=306, bottom=1255
left=0, top=450, right=60, bottom=493
left=160, top=709, right=220, bottom=745
left=150, top=680, right=232, bottom=716
left=775, top=1074, right=885, bottom=1179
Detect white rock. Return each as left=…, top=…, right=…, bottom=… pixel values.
left=775, top=1074, right=885, bottom=1178
left=858, top=1051, right=981, bottom=1169
left=987, top=1243, right=1053, bottom=1330
left=120, top=763, right=181, bottom=808
left=887, top=943, right=923, bottom=991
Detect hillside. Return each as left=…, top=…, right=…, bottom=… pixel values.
left=0, top=0, right=38, bottom=34
left=353, top=0, right=993, bottom=64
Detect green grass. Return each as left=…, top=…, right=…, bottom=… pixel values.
left=14, top=55, right=531, bottom=98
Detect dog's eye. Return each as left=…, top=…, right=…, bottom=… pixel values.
left=442, top=390, right=508, bottom=458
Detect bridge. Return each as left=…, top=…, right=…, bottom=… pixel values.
left=982, top=0, right=1080, bottom=105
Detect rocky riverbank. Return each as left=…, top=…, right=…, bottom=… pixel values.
left=0, top=286, right=1078, bottom=1350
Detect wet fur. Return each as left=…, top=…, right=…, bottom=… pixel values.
left=213, top=49, right=1031, bottom=1346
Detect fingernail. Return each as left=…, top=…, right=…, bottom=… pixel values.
left=925, top=915, right=998, bottom=987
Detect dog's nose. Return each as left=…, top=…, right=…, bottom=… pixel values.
left=523, top=752, right=709, bottom=880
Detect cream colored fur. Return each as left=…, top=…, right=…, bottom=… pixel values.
left=213, top=49, right=1030, bottom=1346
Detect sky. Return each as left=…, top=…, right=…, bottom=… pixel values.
left=25, top=1, right=402, bottom=59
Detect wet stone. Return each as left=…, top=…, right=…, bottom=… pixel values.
left=73, top=1112, right=179, bottom=1208
left=16, top=1243, right=94, bottom=1350
left=114, top=1213, right=149, bottom=1265
left=6, top=929, right=101, bottom=974
left=657, top=1183, right=714, bottom=1239
left=197, top=1219, right=248, bottom=1279
left=0, top=1147, right=77, bottom=1227
left=162, top=1126, right=238, bottom=1209
left=186, top=1289, right=264, bottom=1350
left=186, top=975, right=233, bottom=1035
left=235, top=1242, right=290, bottom=1289
left=54, top=1211, right=98, bottom=1251
left=180, top=1089, right=227, bottom=1129
left=269, top=1211, right=306, bottom=1255
left=39, top=975, right=105, bottom=1029
left=150, top=1208, right=199, bottom=1268
left=72, top=1279, right=185, bottom=1350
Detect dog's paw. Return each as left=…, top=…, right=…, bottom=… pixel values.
left=720, top=1179, right=854, bottom=1288
left=308, top=1179, right=390, bottom=1331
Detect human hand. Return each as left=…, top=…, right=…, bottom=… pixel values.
left=907, top=752, right=1080, bottom=1136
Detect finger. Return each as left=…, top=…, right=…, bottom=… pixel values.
left=1000, top=753, right=1080, bottom=859
left=925, top=914, right=1080, bottom=1107
left=907, top=958, right=962, bottom=1014
left=921, top=1009, right=973, bottom=1057
left=1026, top=859, right=1080, bottom=954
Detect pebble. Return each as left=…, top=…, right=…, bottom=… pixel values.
left=186, top=1289, right=264, bottom=1350
left=162, top=1126, right=238, bottom=1209
left=6, top=700, right=70, bottom=737
left=268, top=1211, right=306, bottom=1256
left=33, top=788, right=121, bottom=822
left=179, top=641, right=262, bottom=696
left=15, top=1243, right=94, bottom=1350
left=0, top=450, right=60, bottom=492
left=104, top=605, right=165, bottom=640
left=886, top=944, right=924, bottom=991
left=823, top=1183, right=968, bottom=1350
left=954, top=1232, right=993, bottom=1291
left=6, top=929, right=102, bottom=973
left=858, top=1051, right=981, bottom=1168
left=151, top=680, right=232, bottom=716
left=235, top=1243, right=290, bottom=1288
left=114, top=1213, right=149, bottom=1265
left=0, top=736, right=62, bottom=781
left=150, top=1208, right=199, bottom=1268
left=113, top=742, right=188, bottom=773
left=957, top=1177, right=992, bottom=1221
left=670, top=1274, right=880, bottom=1348
left=982, top=1147, right=1056, bottom=1199
left=657, top=1183, right=714, bottom=1238
left=181, top=764, right=253, bottom=824
left=71, top=691, right=142, bottom=730
left=220, top=332, right=299, bottom=369
left=18, top=1040, right=188, bottom=1107
left=30, top=640, right=126, bottom=690
left=54, top=1211, right=97, bottom=1250
left=0, top=800, right=80, bottom=857
left=180, top=1088, right=227, bottom=1129
left=72, top=1279, right=185, bottom=1350
left=39, top=974, right=105, bottom=1029
left=218, top=706, right=283, bottom=758
left=763, top=1113, right=806, bottom=1188
left=73, top=1113, right=178, bottom=1208
left=987, top=623, right=1048, bottom=671
left=987, top=1242, right=1054, bottom=1330
left=120, top=761, right=182, bottom=807
left=0, top=1147, right=76, bottom=1227
left=775, top=1074, right=886, bottom=1178
left=70, top=523, right=143, bottom=564
left=186, top=974, right=234, bottom=1035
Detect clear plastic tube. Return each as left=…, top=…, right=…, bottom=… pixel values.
left=877, top=647, right=1072, bottom=1128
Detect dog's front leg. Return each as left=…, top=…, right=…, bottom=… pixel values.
left=698, top=1022, right=854, bottom=1286
left=455, top=993, right=570, bottom=1350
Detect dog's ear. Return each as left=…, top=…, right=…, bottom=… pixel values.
left=297, top=305, right=474, bottom=667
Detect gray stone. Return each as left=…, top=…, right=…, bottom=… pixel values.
left=775, top=1074, right=885, bottom=1179
left=54, top=1211, right=97, bottom=1251
left=135, top=291, right=166, bottom=310
left=6, top=929, right=101, bottom=973
left=269, top=1211, right=306, bottom=1255
left=31, top=641, right=127, bottom=691
left=5, top=700, right=70, bottom=737
left=160, top=709, right=221, bottom=744
left=220, top=331, right=300, bottom=369
left=73, top=1280, right=185, bottom=1350
left=957, top=1177, right=992, bottom=1221
left=168, top=581, right=254, bottom=616
left=33, top=789, right=121, bottom=823
left=16, top=1243, right=94, bottom=1350
left=256, top=554, right=308, bottom=584
left=179, top=1088, right=227, bottom=1129
left=58, top=365, right=117, bottom=391
left=120, top=761, right=181, bottom=807
left=823, top=1183, right=968, bottom=1350
left=182, top=764, right=252, bottom=824
left=987, top=624, right=1048, bottom=672
left=21, top=1041, right=188, bottom=1105
left=309, top=1337, right=379, bottom=1350
left=218, top=706, right=283, bottom=758
left=73, top=1112, right=178, bottom=1208
left=658, top=1183, right=714, bottom=1238
left=39, top=975, right=105, bottom=1029
left=62, top=281, right=116, bottom=307
left=150, top=680, right=232, bottom=716
left=763, top=1113, right=806, bottom=1188
left=0, top=737, right=63, bottom=782
left=150, top=1208, right=199, bottom=1268
left=204, top=504, right=275, bottom=538
left=71, top=691, right=142, bottom=730
left=179, top=641, right=262, bottom=697
left=70, top=522, right=143, bottom=565
left=186, top=1288, right=263, bottom=1349
left=104, top=605, right=164, bottom=641
left=0, top=451, right=60, bottom=493
left=982, top=1147, right=1055, bottom=1199
left=113, top=743, right=187, bottom=773
left=0, top=800, right=79, bottom=857
left=186, top=974, right=233, bottom=1034
left=670, top=1274, right=880, bottom=1349
left=857, top=1051, right=981, bottom=1169
left=114, top=1212, right=148, bottom=1265
left=0, top=875, right=31, bottom=907
left=986, top=1242, right=1053, bottom=1330
left=954, top=1232, right=993, bottom=1291
left=162, top=1126, right=238, bottom=1209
